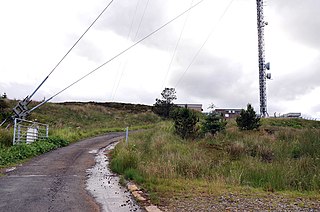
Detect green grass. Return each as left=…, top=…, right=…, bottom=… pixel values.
left=262, top=118, right=320, bottom=129
left=0, top=137, right=69, bottom=167
left=110, top=118, right=320, bottom=201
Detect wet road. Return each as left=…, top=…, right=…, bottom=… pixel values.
left=0, top=133, right=125, bottom=212
left=87, top=143, right=142, bottom=212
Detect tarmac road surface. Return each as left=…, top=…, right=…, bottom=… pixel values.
left=0, top=133, right=124, bottom=212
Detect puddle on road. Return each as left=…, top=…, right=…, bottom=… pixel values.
left=86, top=142, right=142, bottom=212
left=88, top=149, right=98, bottom=154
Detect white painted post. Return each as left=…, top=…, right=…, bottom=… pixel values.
left=46, top=125, right=49, bottom=138
left=125, top=127, right=129, bottom=145
left=13, top=118, right=17, bottom=145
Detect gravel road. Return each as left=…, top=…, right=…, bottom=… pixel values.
left=159, top=192, right=320, bottom=211
left=0, top=133, right=124, bottom=212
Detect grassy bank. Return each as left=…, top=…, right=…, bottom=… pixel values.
left=30, top=102, right=160, bottom=142
left=0, top=101, right=160, bottom=167
left=0, top=101, right=160, bottom=145
left=111, top=118, right=320, bottom=201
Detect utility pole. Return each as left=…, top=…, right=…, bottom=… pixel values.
left=256, top=0, right=270, bottom=117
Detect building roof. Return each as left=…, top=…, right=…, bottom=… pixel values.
left=215, top=108, right=242, bottom=112
left=176, top=104, right=202, bottom=107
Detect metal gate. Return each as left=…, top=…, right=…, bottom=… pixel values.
left=13, top=118, right=49, bottom=145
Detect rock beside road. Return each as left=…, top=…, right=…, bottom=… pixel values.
left=159, top=192, right=320, bottom=211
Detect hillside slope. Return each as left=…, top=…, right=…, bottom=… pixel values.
left=1, top=101, right=160, bottom=145
left=111, top=118, right=320, bottom=210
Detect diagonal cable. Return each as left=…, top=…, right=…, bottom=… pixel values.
left=174, top=0, right=234, bottom=88
left=28, top=0, right=114, bottom=100
left=111, top=0, right=150, bottom=101
left=30, top=0, right=205, bottom=112
left=110, top=0, right=141, bottom=100
left=133, top=0, right=150, bottom=41
left=161, top=0, right=194, bottom=90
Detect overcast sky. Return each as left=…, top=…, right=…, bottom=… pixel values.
left=0, top=0, right=319, bottom=118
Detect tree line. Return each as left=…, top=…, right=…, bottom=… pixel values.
left=153, top=88, right=260, bottom=139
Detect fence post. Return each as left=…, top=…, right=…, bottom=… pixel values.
left=18, top=124, right=21, bottom=143
left=13, top=118, right=17, bottom=145
left=125, top=127, right=129, bottom=145
left=46, top=125, right=49, bottom=138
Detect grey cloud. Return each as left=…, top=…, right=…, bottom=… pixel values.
left=98, top=0, right=167, bottom=40
left=170, top=51, right=256, bottom=108
left=115, top=87, right=156, bottom=105
left=75, top=39, right=104, bottom=63
left=311, top=104, right=320, bottom=114
left=0, top=82, right=49, bottom=101
left=264, top=1, right=320, bottom=102
left=273, top=0, right=320, bottom=49
left=269, top=57, right=320, bottom=100
left=97, top=0, right=189, bottom=51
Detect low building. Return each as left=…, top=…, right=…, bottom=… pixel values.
left=215, top=108, right=242, bottom=119
left=280, top=113, right=301, bottom=118
left=176, top=104, right=203, bottom=112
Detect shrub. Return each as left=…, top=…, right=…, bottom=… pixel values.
left=110, top=144, right=139, bottom=174
left=47, top=136, right=69, bottom=147
left=171, top=107, right=199, bottom=139
left=153, top=100, right=175, bottom=118
left=202, top=112, right=227, bottom=135
left=0, top=129, right=13, bottom=147
left=236, top=104, right=260, bottom=130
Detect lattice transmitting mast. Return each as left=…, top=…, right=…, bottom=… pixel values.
left=256, top=0, right=271, bottom=117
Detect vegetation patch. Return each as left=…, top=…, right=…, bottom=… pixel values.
left=171, top=107, right=199, bottom=139
left=0, top=137, right=69, bottom=167
left=0, top=128, right=13, bottom=147
left=110, top=118, right=320, bottom=203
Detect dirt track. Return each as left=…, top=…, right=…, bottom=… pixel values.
left=0, top=133, right=124, bottom=212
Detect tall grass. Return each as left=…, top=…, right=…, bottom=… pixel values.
left=111, top=119, right=320, bottom=193
left=0, top=129, right=13, bottom=147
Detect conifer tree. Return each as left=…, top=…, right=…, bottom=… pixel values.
left=236, top=104, right=261, bottom=130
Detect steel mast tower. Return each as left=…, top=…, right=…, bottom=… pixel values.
left=256, top=0, right=269, bottom=117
